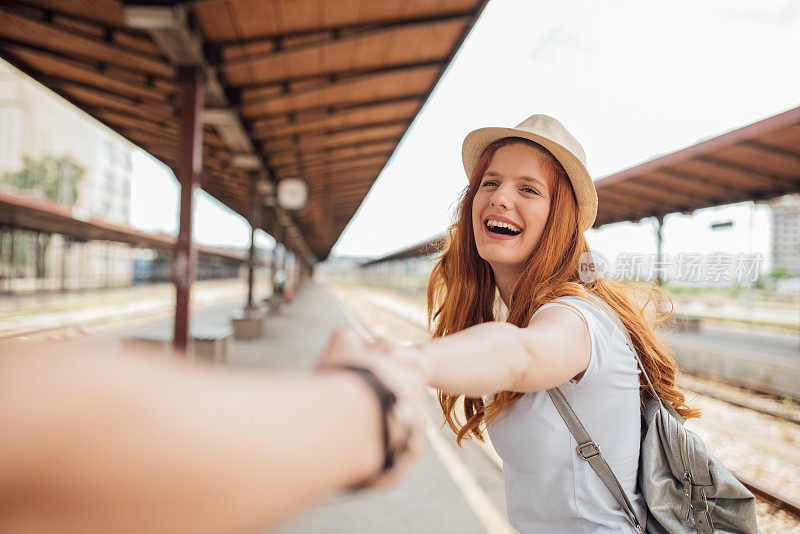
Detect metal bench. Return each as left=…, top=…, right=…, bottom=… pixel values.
left=230, top=307, right=267, bottom=339
left=192, top=323, right=234, bottom=363
left=123, top=322, right=233, bottom=363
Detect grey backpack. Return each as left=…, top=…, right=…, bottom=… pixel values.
left=547, top=301, right=759, bottom=533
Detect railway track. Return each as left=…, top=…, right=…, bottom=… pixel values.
left=0, top=307, right=171, bottom=341
left=735, top=472, right=800, bottom=522
left=680, top=374, right=800, bottom=425
left=330, top=284, right=800, bottom=528
left=0, top=283, right=247, bottom=342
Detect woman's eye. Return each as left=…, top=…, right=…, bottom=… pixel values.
left=522, top=187, right=539, bottom=195
left=481, top=180, right=498, bottom=187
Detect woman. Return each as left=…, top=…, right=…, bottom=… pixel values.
left=403, top=115, right=700, bottom=532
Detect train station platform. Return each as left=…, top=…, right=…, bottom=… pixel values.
left=95, top=281, right=506, bottom=534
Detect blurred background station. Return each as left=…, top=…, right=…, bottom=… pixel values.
left=0, top=0, right=798, bottom=532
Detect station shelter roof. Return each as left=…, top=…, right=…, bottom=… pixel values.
left=364, top=106, right=800, bottom=265
left=592, top=106, right=800, bottom=227
left=361, top=235, right=444, bottom=267
left=0, top=0, right=489, bottom=261
left=0, top=190, right=251, bottom=263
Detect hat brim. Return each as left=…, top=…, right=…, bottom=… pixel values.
left=462, top=126, right=597, bottom=233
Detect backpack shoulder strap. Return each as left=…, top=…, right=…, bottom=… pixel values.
left=583, top=295, right=664, bottom=408
left=547, top=388, right=645, bottom=534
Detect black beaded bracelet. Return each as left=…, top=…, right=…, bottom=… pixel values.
left=336, top=365, right=398, bottom=489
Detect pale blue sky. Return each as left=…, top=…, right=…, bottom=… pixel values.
left=130, top=0, right=800, bottom=268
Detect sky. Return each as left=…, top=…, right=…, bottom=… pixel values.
left=130, top=151, right=276, bottom=250
left=129, top=0, right=800, bottom=270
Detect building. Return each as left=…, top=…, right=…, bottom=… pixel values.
left=0, top=59, right=135, bottom=223
left=0, top=59, right=136, bottom=291
left=769, top=193, right=800, bottom=277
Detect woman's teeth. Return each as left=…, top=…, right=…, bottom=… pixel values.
left=485, top=219, right=522, bottom=235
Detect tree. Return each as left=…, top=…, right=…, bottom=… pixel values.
left=0, top=154, right=85, bottom=205
left=767, top=267, right=790, bottom=281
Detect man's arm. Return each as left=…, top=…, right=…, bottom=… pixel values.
left=0, top=336, right=423, bottom=534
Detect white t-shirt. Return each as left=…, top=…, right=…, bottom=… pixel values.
left=487, top=295, right=647, bottom=533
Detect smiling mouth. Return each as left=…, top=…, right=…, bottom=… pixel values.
left=484, top=219, right=523, bottom=237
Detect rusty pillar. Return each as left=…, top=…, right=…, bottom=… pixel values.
left=9, top=228, right=16, bottom=292
left=270, top=214, right=280, bottom=297
left=272, top=223, right=285, bottom=296
left=298, top=255, right=304, bottom=286
left=298, top=257, right=304, bottom=285
left=247, top=227, right=256, bottom=308
left=246, top=175, right=258, bottom=309
left=172, top=67, right=204, bottom=353
left=61, top=236, right=70, bottom=292
left=34, top=232, right=41, bottom=291
left=0, top=227, right=5, bottom=292
left=104, top=242, right=111, bottom=289
left=278, top=227, right=287, bottom=279
left=655, top=215, right=664, bottom=287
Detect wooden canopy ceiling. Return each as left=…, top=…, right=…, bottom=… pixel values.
left=594, top=106, right=800, bottom=227
left=0, top=0, right=488, bottom=260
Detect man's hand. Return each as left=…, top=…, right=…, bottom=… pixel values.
left=315, top=327, right=374, bottom=371
left=315, top=328, right=430, bottom=489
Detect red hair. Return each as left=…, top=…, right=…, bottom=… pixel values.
left=428, top=137, right=699, bottom=445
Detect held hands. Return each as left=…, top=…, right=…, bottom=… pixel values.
left=316, top=328, right=430, bottom=490
left=316, top=328, right=431, bottom=381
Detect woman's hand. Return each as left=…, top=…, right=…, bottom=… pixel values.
left=364, top=337, right=434, bottom=385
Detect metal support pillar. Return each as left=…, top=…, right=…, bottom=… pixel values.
left=744, top=201, right=755, bottom=311
left=172, top=67, right=204, bottom=353
left=35, top=232, right=42, bottom=291
left=246, top=173, right=260, bottom=310
left=247, top=225, right=256, bottom=309
left=61, top=236, right=70, bottom=292
left=285, top=250, right=292, bottom=288
left=278, top=228, right=287, bottom=280
left=655, top=215, right=664, bottom=286
left=0, top=227, right=6, bottom=293
left=270, top=224, right=280, bottom=297
left=40, top=233, right=49, bottom=291
left=9, top=228, right=15, bottom=292
left=270, top=246, right=277, bottom=294
left=104, top=242, right=111, bottom=289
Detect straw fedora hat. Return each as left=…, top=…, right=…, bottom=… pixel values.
left=462, top=114, right=597, bottom=233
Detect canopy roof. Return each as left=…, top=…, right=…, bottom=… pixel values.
left=361, top=234, right=444, bottom=266
left=593, top=106, right=800, bottom=227
left=0, top=0, right=488, bottom=260
left=0, top=190, right=249, bottom=262
left=364, top=107, right=800, bottom=265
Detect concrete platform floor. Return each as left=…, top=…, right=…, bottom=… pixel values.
left=104, top=281, right=505, bottom=534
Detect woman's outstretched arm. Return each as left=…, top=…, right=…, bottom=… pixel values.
left=0, top=330, right=426, bottom=534
left=412, top=306, right=591, bottom=396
